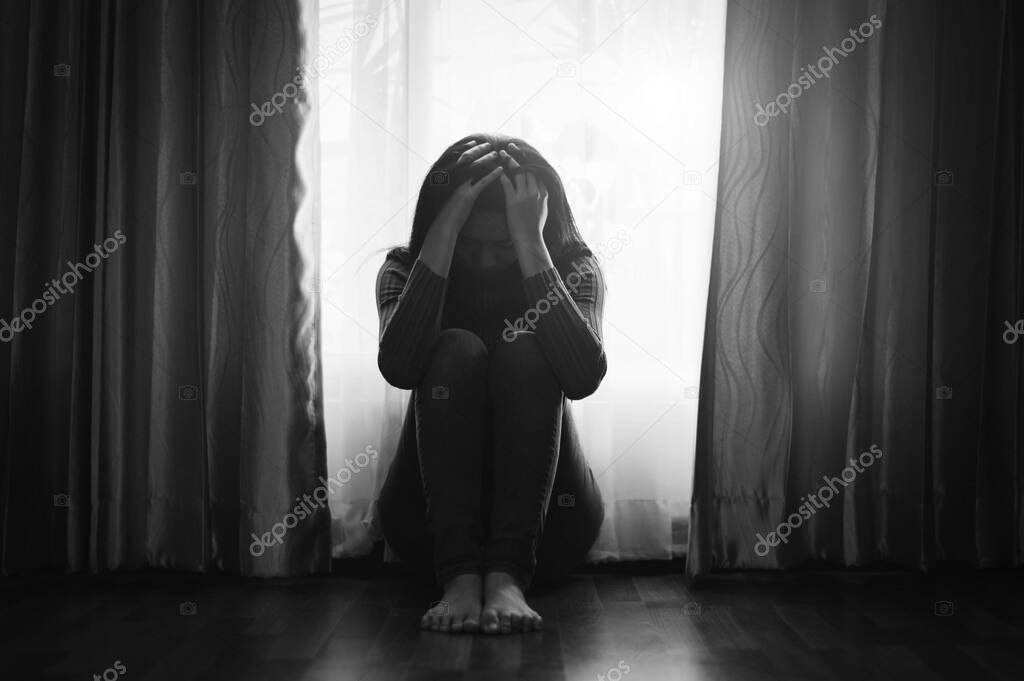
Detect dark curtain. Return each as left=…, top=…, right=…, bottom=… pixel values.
left=689, top=0, right=1022, bottom=576
left=0, top=0, right=329, bottom=576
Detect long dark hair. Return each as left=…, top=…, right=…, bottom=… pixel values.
left=387, top=133, right=592, bottom=267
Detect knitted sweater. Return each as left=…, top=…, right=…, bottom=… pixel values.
left=375, top=251, right=607, bottom=400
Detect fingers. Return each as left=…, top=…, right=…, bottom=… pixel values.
left=457, top=141, right=492, bottom=165
left=498, top=148, right=521, bottom=170
left=467, top=165, right=504, bottom=196
left=498, top=172, right=515, bottom=201
left=495, top=144, right=546, bottom=200
left=525, top=172, right=537, bottom=196
left=513, top=169, right=526, bottom=194
left=498, top=148, right=526, bottom=192
left=467, top=149, right=500, bottom=172
left=499, top=168, right=548, bottom=199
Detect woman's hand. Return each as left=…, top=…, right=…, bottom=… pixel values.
left=499, top=143, right=554, bottom=277
left=498, top=144, right=549, bottom=248
left=429, top=141, right=504, bottom=239
left=418, top=141, right=504, bottom=277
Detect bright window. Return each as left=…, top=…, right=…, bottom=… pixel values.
left=313, top=0, right=726, bottom=559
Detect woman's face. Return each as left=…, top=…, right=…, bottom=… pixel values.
left=454, top=207, right=518, bottom=271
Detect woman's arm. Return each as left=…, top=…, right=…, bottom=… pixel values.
left=498, top=148, right=607, bottom=399
left=519, top=254, right=607, bottom=400
left=375, top=256, right=448, bottom=389
left=377, top=150, right=505, bottom=389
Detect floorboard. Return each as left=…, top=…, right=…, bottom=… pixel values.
left=3, top=569, right=1023, bottom=681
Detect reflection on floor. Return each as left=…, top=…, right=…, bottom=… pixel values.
left=4, top=567, right=1023, bottom=680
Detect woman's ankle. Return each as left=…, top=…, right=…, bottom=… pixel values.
left=441, top=570, right=482, bottom=591
left=483, top=567, right=530, bottom=592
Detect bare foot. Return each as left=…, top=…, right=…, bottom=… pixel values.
left=420, top=573, right=482, bottom=634
left=481, top=571, right=543, bottom=634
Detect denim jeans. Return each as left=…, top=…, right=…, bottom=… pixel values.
left=377, top=328, right=604, bottom=590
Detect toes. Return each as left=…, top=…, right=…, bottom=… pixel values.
left=509, top=612, right=522, bottom=632
left=463, top=616, right=480, bottom=634
left=499, top=612, right=512, bottom=634
left=482, top=609, right=500, bottom=635
left=531, top=614, right=544, bottom=631
left=451, top=616, right=464, bottom=634
left=438, top=614, right=452, bottom=633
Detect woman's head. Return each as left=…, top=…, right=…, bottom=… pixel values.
left=395, top=133, right=590, bottom=271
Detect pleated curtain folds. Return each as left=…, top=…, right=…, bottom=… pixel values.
left=0, top=0, right=329, bottom=576
left=689, top=0, right=1023, bottom=577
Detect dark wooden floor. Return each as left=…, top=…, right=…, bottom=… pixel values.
left=3, top=568, right=1024, bottom=680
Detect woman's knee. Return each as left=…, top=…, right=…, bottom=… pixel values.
left=421, top=328, right=488, bottom=387
left=490, top=331, right=558, bottom=391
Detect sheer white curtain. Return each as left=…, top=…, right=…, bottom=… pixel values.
left=313, top=0, right=725, bottom=561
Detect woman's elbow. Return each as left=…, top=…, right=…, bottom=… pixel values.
left=561, top=354, right=607, bottom=400
left=377, top=350, right=422, bottom=390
